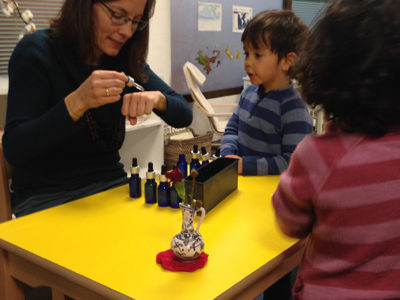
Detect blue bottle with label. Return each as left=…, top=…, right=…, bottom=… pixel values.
left=201, top=146, right=210, bottom=166
left=144, top=162, right=157, bottom=204
left=158, top=165, right=170, bottom=207
left=190, top=144, right=201, bottom=172
left=177, top=153, right=188, bottom=178
left=129, top=157, right=141, bottom=198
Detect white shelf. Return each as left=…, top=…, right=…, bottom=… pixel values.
left=125, top=117, right=162, bottom=132
left=120, top=115, right=165, bottom=178
left=243, top=76, right=251, bottom=90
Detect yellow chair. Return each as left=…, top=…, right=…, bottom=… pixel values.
left=0, top=144, right=12, bottom=222
left=182, top=61, right=236, bottom=136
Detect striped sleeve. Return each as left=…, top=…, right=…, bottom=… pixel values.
left=243, top=96, right=313, bottom=175
left=272, top=135, right=317, bottom=238
left=220, top=103, right=240, bottom=156
left=280, top=97, right=313, bottom=166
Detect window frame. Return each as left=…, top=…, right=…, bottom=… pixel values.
left=0, top=0, right=64, bottom=76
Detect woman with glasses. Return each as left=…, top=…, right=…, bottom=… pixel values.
left=2, top=0, right=193, bottom=222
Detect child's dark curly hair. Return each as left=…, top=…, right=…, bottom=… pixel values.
left=294, top=0, right=400, bottom=137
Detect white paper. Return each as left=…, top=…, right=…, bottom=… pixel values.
left=198, top=2, right=222, bottom=32
left=232, top=6, right=252, bottom=33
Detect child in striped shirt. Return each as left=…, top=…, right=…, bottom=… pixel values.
left=220, top=10, right=313, bottom=175
left=273, top=0, right=400, bottom=299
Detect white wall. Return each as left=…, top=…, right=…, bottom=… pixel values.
left=147, top=1, right=241, bottom=137
left=147, top=0, right=171, bottom=85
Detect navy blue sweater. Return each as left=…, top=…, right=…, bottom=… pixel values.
left=2, top=29, right=192, bottom=213
left=221, top=84, right=312, bottom=175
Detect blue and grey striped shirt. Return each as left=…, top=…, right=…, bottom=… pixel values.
left=221, top=84, right=313, bottom=175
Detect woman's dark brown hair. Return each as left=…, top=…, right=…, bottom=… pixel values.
left=50, top=0, right=155, bottom=82
left=295, top=0, right=400, bottom=137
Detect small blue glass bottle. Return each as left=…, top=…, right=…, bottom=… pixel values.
left=129, top=157, right=141, bottom=198
left=144, top=162, right=157, bottom=204
left=177, top=153, right=188, bottom=178
left=170, top=165, right=182, bottom=209
left=158, top=165, right=170, bottom=207
left=170, top=185, right=182, bottom=209
left=190, top=144, right=201, bottom=172
left=201, top=146, right=209, bottom=166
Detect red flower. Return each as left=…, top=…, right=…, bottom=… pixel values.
left=165, top=167, right=183, bottom=183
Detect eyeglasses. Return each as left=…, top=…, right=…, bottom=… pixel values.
left=97, top=0, right=148, bottom=31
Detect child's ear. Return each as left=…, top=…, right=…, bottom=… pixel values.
left=281, top=52, right=297, bottom=72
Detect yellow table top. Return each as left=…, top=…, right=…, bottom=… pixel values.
left=0, top=176, right=299, bottom=300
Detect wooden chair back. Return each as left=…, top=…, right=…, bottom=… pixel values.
left=0, top=144, right=12, bottom=222
left=183, top=61, right=234, bottom=135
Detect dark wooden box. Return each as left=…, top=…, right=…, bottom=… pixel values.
left=184, top=157, right=238, bottom=213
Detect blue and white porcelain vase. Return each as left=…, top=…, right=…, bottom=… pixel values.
left=171, top=203, right=206, bottom=260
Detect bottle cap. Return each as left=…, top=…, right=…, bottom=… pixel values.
left=146, top=162, right=155, bottom=179
left=213, top=148, right=220, bottom=159
left=160, top=165, right=167, bottom=182
left=131, top=157, right=140, bottom=174
left=191, top=144, right=199, bottom=159
left=201, top=146, right=209, bottom=161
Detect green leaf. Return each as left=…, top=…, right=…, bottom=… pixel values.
left=175, top=182, right=185, bottom=201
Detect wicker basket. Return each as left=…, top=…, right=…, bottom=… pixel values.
left=164, top=130, right=213, bottom=170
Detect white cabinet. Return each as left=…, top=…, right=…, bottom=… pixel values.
left=243, top=76, right=251, bottom=90
left=119, top=115, right=164, bottom=178
left=309, top=105, right=325, bottom=134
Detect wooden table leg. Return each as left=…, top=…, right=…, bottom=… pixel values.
left=52, top=288, right=66, bottom=300
left=216, top=239, right=307, bottom=300
left=0, top=249, right=25, bottom=300
left=0, top=240, right=133, bottom=300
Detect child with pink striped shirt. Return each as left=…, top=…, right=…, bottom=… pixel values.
left=272, top=0, right=400, bottom=299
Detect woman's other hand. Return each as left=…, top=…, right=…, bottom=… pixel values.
left=65, top=70, right=127, bottom=121
left=121, top=91, right=167, bottom=125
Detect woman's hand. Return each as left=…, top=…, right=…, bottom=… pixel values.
left=65, top=70, right=127, bottom=121
left=121, top=91, right=167, bottom=125
left=224, top=155, right=243, bottom=174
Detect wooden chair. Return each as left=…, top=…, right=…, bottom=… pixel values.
left=182, top=61, right=236, bottom=136
left=0, top=144, right=12, bottom=223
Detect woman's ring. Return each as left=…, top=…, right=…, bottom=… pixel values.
left=105, top=88, right=110, bottom=97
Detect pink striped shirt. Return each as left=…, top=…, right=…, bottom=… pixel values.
left=272, top=126, right=400, bottom=300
